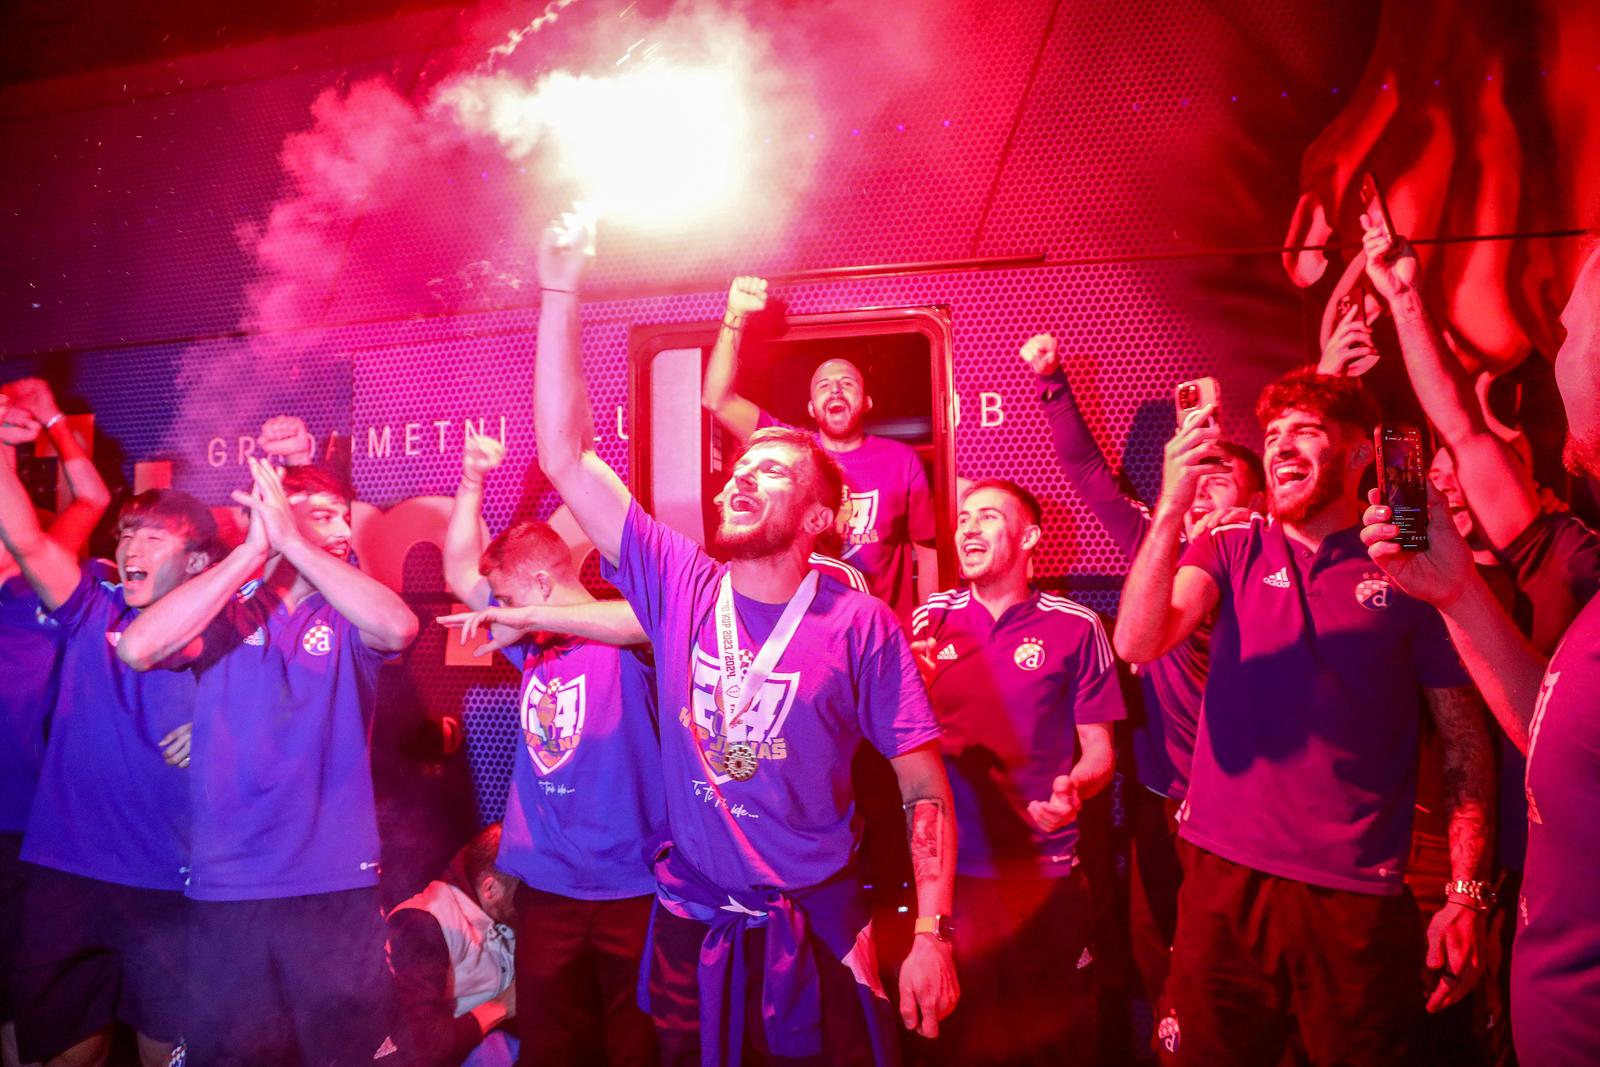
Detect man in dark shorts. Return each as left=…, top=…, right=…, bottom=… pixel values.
left=701, top=276, right=937, bottom=619
left=911, top=477, right=1125, bottom=1064
left=1116, top=368, right=1494, bottom=1064
left=534, top=217, right=958, bottom=1064
left=119, top=458, right=418, bottom=1065
left=0, top=397, right=207, bottom=1067
left=1361, top=243, right=1600, bottom=1067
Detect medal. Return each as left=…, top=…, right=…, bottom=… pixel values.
left=724, top=741, right=759, bottom=782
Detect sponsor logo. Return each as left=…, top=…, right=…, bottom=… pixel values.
left=301, top=622, right=334, bottom=656
left=1262, top=567, right=1291, bottom=589
left=244, top=627, right=266, bottom=646
left=1013, top=639, right=1046, bottom=671
left=937, top=643, right=959, bottom=662
left=1355, top=572, right=1392, bottom=611
left=372, top=1035, right=399, bottom=1059
left=1076, top=946, right=1093, bottom=970
left=519, top=674, right=587, bottom=775
left=686, top=646, right=800, bottom=784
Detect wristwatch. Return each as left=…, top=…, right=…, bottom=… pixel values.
left=1443, top=879, right=1497, bottom=911
left=913, top=915, right=955, bottom=943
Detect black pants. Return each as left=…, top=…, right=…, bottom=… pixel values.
left=513, top=884, right=657, bottom=1067
left=1128, top=790, right=1183, bottom=1023
left=918, top=868, right=1097, bottom=1067
left=185, top=887, right=394, bottom=1067
left=1167, top=843, right=1423, bottom=1067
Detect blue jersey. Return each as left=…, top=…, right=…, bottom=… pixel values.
left=22, top=568, right=193, bottom=889
left=497, top=636, right=664, bottom=899
left=188, top=581, right=386, bottom=900
left=0, top=575, right=65, bottom=832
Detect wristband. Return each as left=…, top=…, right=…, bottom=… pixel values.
left=43, top=412, right=66, bottom=431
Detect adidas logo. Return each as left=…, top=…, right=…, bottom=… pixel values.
left=937, top=644, right=958, bottom=661
left=1262, top=567, right=1291, bottom=588
left=244, top=627, right=266, bottom=646
left=373, top=1035, right=399, bottom=1059
left=1076, top=946, right=1094, bottom=970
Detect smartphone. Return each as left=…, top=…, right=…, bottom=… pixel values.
left=1336, top=283, right=1367, bottom=325
left=1359, top=172, right=1396, bottom=241
left=1375, top=425, right=1428, bottom=550
left=1175, top=377, right=1221, bottom=428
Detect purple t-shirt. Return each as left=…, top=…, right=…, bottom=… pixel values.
left=913, top=588, right=1126, bottom=877
left=496, top=637, right=664, bottom=900
left=22, top=568, right=193, bottom=889
left=187, top=581, right=387, bottom=900
left=1514, top=596, right=1600, bottom=1065
left=0, top=576, right=64, bottom=833
left=1178, top=516, right=1469, bottom=895
left=756, top=410, right=935, bottom=618
left=603, top=499, right=941, bottom=893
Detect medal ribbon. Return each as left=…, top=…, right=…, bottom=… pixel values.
left=713, top=571, right=818, bottom=743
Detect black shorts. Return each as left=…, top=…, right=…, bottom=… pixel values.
left=185, top=887, right=393, bottom=1067
left=10, top=863, right=187, bottom=1062
left=1166, top=842, right=1424, bottom=1066
left=0, top=833, right=27, bottom=1020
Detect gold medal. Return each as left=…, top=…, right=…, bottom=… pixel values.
left=724, top=741, right=759, bottom=782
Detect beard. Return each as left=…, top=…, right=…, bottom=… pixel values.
left=1268, top=467, right=1345, bottom=524
left=1563, top=431, right=1600, bottom=481
left=816, top=405, right=866, bottom=441
left=713, top=512, right=800, bottom=560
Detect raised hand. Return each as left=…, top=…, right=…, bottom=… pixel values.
left=462, top=431, right=506, bottom=481
left=230, top=456, right=301, bottom=553
left=1318, top=302, right=1378, bottom=376
left=1156, top=404, right=1222, bottom=513
left=538, top=209, right=595, bottom=294
left=1362, top=212, right=1420, bottom=302
left=258, top=415, right=315, bottom=465
left=3, top=378, right=61, bottom=424
left=436, top=605, right=534, bottom=656
left=1019, top=333, right=1061, bottom=377
left=726, top=275, right=768, bottom=317
left=1027, top=774, right=1082, bottom=833
left=0, top=396, right=41, bottom=446
left=1360, top=483, right=1474, bottom=607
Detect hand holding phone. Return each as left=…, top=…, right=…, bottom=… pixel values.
left=1375, top=425, right=1429, bottom=550
left=1175, top=377, right=1221, bottom=429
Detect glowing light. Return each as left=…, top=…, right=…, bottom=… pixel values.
left=439, top=60, right=754, bottom=229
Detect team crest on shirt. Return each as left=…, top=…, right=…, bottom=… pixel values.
left=1013, top=638, right=1046, bottom=671
left=840, top=489, right=881, bottom=556
left=1354, top=572, right=1392, bottom=611
left=520, top=674, right=587, bottom=774
left=301, top=622, right=334, bottom=655
left=685, top=646, right=801, bottom=784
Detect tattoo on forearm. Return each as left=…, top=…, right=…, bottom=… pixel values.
left=905, top=798, right=945, bottom=886
left=1431, top=686, right=1495, bottom=879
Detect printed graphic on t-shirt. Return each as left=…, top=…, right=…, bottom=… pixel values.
left=841, top=488, right=881, bottom=558
left=687, top=645, right=800, bottom=784
left=519, top=674, right=587, bottom=775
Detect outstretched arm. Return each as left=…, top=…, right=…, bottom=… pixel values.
left=5, top=380, right=112, bottom=557
left=0, top=403, right=79, bottom=611
left=443, top=431, right=505, bottom=609
left=890, top=743, right=959, bottom=1040
left=1023, top=334, right=1151, bottom=560
left=1363, top=219, right=1536, bottom=549
left=533, top=214, right=632, bottom=566
left=437, top=599, right=648, bottom=653
left=698, top=276, right=766, bottom=442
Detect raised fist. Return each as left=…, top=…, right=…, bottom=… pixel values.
left=0, top=396, right=41, bottom=446
left=258, top=415, right=315, bottom=465
left=2, top=378, right=61, bottom=423
left=538, top=208, right=595, bottom=294
left=1019, top=334, right=1061, bottom=377
left=726, top=276, right=769, bottom=318
left=463, top=431, right=506, bottom=480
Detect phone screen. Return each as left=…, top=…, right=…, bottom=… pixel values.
left=1376, top=426, right=1428, bottom=550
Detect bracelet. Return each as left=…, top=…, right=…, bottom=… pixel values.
left=541, top=286, right=576, bottom=295
left=722, top=314, right=744, bottom=331
left=43, top=412, right=66, bottom=430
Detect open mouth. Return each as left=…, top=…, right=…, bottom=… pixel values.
left=960, top=539, right=988, bottom=560
left=325, top=542, right=351, bottom=559
left=729, top=494, right=759, bottom=516
left=825, top=400, right=849, bottom=417
left=1273, top=464, right=1310, bottom=488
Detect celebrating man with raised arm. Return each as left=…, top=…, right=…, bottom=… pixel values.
left=701, top=276, right=938, bottom=619
left=118, top=458, right=418, bottom=1066
left=534, top=218, right=957, bottom=1065
left=1115, top=369, right=1493, bottom=1065
left=1361, top=244, right=1600, bottom=1066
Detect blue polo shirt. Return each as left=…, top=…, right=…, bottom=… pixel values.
left=1514, top=595, right=1600, bottom=1065
left=0, top=575, right=65, bottom=833
left=913, top=588, right=1126, bottom=878
left=187, top=581, right=387, bottom=900
left=22, top=568, right=193, bottom=889
left=1178, top=516, right=1469, bottom=895
left=496, top=636, right=664, bottom=900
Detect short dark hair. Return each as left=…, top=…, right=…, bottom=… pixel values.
left=741, top=426, right=846, bottom=521
left=117, top=489, right=218, bottom=557
left=479, top=519, right=571, bottom=580
left=280, top=464, right=355, bottom=506
left=1255, top=367, right=1381, bottom=437
left=961, top=477, right=1043, bottom=528
left=1215, top=441, right=1266, bottom=495
left=462, top=822, right=505, bottom=889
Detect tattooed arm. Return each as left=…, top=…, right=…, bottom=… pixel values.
left=1421, top=684, right=1495, bottom=1013
left=889, top=742, right=959, bottom=1039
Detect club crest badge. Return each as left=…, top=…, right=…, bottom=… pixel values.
left=1354, top=572, right=1392, bottom=611
left=301, top=622, right=334, bottom=655
left=520, top=674, right=587, bottom=775
left=1013, top=639, right=1046, bottom=671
